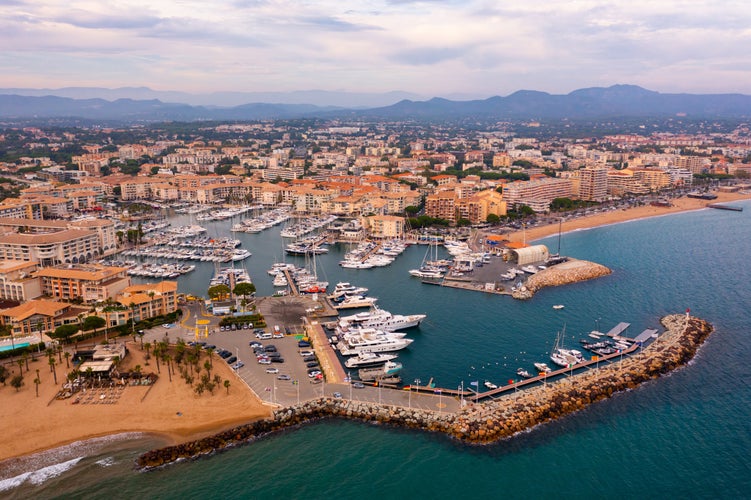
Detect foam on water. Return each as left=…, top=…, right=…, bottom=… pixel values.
left=0, top=457, right=82, bottom=492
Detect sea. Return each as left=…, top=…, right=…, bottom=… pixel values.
left=3, top=201, right=751, bottom=499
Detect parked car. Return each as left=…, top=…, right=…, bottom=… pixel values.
left=258, top=359, right=272, bottom=365
left=298, top=341, right=311, bottom=348
left=226, top=356, right=237, bottom=364
left=264, top=345, right=277, bottom=352
left=302, top=355, right=317, bottom=363
left=307, top=370, right=322, bottom=378
left=352, top=382, right=365, bottom=389
left=299, top=350, right=314, bottom=357
left=270, top=357, right=285, bottom=363
left=332, top=392, right=342, bottom=399
left=277, top=374, right=291, bottom=381
left=272, top=332, right=284, bottom=339
left=306, top=361, right=320, bottom=368
left=232, top=361, right=245, bottom=370
left=249, top=341, right=262, bottom=348
left=257, top=333, right=272, bottom=340
left=265, top=367, right=279, bottom=374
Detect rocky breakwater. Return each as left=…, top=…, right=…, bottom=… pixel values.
left=136, top=398, right=455, bottom=469
left=512, top=259, right=611, bottom=299
left=137, top=314, right=712, bottom=468
left=446, top=314, right=713, bottom=443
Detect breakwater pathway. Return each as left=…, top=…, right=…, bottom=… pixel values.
left=137, top=313, right=712, bottom=469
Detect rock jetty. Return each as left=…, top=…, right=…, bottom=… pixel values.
left=137, top=314, right=712, bottom=469
left=512, top=259, right=611, bottom=299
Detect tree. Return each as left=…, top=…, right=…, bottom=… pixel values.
left=49, top=356, right=58, bottom=384
left=207, top=284, right=231, bottom=300
left=53, top=324, right=80, bottom=342
left=0, top=365, right=8, bottom=385
left=82, top=316, right=106, bottom=334
left=224, top=379, right=230, bottom=394
left=10, top=374, right=23, bottom=392
left=486, top=213, right=501, bottom=224
left=64, top=351, right=71, bottom=368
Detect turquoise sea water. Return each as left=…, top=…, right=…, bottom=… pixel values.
left=3, top=201, right=751, bottom=498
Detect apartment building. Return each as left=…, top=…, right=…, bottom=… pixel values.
left=502, top=177, right=573, bottom=213
left=425, top=191, right=458, bottom=224
left=578, top=167, right=609, bottom=202
left=35, top=264, right=131, bottom=303
left=0, top=260, right=42, bottom=302
left=362, top=215, right=406, bottom=239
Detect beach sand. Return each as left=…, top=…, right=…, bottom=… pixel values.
left=503, top=191, right=751, bottom=244
left=0, top=342, right=271, bottom=462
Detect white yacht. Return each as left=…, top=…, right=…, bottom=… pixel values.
left=344, top=351, right=398, bottom=369
left=333, top=295, right=378, bottom=310
left=338, top=330, right=413, bottom=355
left=338, top=307, right=425, bottom=332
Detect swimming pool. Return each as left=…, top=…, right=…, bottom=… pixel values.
left=0, top=342, right=30, bottom=352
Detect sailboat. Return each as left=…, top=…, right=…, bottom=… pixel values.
left=549, top=325, right=585, bottom=367
left=408, top=241, right=446, bottom=279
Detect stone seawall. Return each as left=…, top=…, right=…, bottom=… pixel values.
left=512, top=259, right=612, bottom=299
left=137, top=314, right=712, bottom=469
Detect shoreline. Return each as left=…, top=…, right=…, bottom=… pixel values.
left=502, top=191, right=751, bottom=245
left=137, top=313, right=714, bottom=469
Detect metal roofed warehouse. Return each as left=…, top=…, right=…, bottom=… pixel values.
left=510, top=244, right=549, bottom=265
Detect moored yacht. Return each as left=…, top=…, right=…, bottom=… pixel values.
left=344, top=351, right=398, bottom=369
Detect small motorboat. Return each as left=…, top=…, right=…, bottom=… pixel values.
left=553, top=304, right=565, bottom=310
left=516, top=368, right=534, bottom=379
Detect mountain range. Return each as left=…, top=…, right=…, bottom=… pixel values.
left=2, top=85, right=751, bottom=123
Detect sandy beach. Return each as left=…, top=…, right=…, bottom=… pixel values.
left=503, top=191, right=751, bottom=244
left=0, top=342, right=271, bottom=462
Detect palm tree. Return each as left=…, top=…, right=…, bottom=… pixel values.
left=17, top=358, right=24, bottom=375
left=224, top=379, right=230, bottom=394
left=22, top=352, right=30, bottom=372
left=56, top=344, right=63, bottom=363
left=144, top=342, right=152, bottom=364
left=64, top=351, right=71, bottom=368
left=34, top=375, right=41, bottom=397
left=48, top=356, right=57, bottom=384
left=164, top=354, right=173, bottom=382
left=204, top=360, right=212, bottom=379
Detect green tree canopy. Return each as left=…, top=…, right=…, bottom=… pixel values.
left=52, top=324, right=80, bottom=341
left=233, top=282, right=256, bottom=298
left=207, top=284, right=231, bottom=300
left=82, top=315, right=106, bottom=332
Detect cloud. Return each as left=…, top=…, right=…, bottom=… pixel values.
left=1, top=0, right=750, bottom=96
left=391, top=46, right=474, bottom=65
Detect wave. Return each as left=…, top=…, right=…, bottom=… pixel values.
left=0, top=457, right=82, bottom=492
left=0, top=432, right=154, bottom=492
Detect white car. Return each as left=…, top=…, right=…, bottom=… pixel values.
left=299, top=350, right=314, bottom=357
left=258, top=359, right=271, bottom=365
left=265, top=367, right=279, bottom=374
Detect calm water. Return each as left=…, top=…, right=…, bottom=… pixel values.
left=3, top=202, right=751, bottom=498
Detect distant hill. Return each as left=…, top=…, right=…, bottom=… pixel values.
left=0, top=87, right=423, bottom=108
left=2, top=85, right=751, bottom=123
left=355, top=85, right=751, bottom=120
left=0, top=94, right=338, bottom=122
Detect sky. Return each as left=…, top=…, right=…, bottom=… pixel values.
left=2, top=0, right=751, bottom=99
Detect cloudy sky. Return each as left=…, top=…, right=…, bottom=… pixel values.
left=2, top=0, right=751, bottom=98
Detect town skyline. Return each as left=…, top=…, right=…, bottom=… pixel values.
left=3, top=1, right=750, bottom=98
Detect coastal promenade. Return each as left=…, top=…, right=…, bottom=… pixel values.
left=137, top=313, right=714, bottom=469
